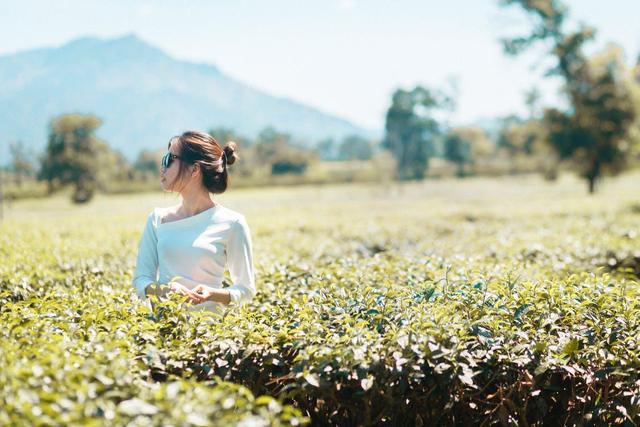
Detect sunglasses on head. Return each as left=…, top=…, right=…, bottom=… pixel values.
left=161, top=152, right=186, bottom=168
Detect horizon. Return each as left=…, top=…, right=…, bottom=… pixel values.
left=1, top=1, right=639, bottom=132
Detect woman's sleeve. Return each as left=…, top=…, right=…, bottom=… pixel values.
left=132, top=210, right=159, bottom=299
left=226, top=216, right=256, bottom=306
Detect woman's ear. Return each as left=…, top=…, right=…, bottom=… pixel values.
left=191, top=163, right=200, bottom=178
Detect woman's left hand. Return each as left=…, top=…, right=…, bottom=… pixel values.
left=169, top=282, right=201, bottom=304
left=191, top=284, right=216, bottom=304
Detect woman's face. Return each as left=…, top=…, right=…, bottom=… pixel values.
left=160, top=140, right=184, bottom=192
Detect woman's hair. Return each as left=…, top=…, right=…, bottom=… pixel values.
left=167, top=130, right=238, bottom=194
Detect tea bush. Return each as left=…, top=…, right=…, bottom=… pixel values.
left=1, top=173, right=639, bottom=425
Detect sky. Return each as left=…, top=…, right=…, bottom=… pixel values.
left=1, top=0, right=639, bottom=131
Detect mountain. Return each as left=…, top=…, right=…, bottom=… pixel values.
left=0, top=34, right=375, bottom=164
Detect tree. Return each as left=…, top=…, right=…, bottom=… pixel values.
left=102, top=149, right=135, bottom=184
left=383, top=86, right=453, bottom=180
left=270, top=151, right=310, bottom=175
left=500, top=0, right=637, bottom=193
left=9, top=142, right=36, bottom=185
left=524, top=86, right=542, bottom=119
left=254, top=127, right=313, bottom=175
left=254, top=127, right=291, bottom=162
left=39, top=113, right=112, bottom=203
left=337, top=135, right=374, bottom=161
left=209, top=127, right=248, bottom=147
left=498, top=118, right=546, bottom=156
left=444, top=127, right=493, bottom=177
left=134, top=149, right=163, bottom=179
left=315, top=138, right=337, bottom=161
left=629, top=57, right=640, bottom=160
left=496, top=115, right=524, bottom=157
left=443, top=133, right=470, bottom=177
left=543, top=45, right=637, bottom=192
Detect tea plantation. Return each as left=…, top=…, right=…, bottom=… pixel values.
left=1, top=173, right=639, bottom=426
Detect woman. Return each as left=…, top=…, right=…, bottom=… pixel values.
left=132, top=130, right=256, bottom=313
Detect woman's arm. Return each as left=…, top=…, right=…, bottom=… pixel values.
left=191, top=216, right=256, bottom=306
left=132, top=210, right=159, bottom=299
left=225, top=216, right=256, bottom=305
left=197, top=287, right=232, bottom=305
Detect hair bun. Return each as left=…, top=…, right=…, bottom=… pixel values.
left=223, top=141, right=238, bottom=165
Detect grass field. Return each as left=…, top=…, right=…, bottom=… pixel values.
left=2, top=172, right=639, bottom=425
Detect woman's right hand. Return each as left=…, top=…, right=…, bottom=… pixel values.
left=168, top=282, right=202, bottom=304
left=145, top=281, right=201, bottom=304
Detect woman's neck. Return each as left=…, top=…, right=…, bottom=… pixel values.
left=179, top=188, right=215, bottom=217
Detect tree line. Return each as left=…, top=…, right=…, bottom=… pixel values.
left=385, top=0, right=640, bottom=193
left=2, top=0, right=639, bottom=204
left=4, top=104, right=576, bottom=205
left=2, top=119, right=386, bottom=204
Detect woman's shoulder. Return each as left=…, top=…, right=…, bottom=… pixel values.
left=214, top=204, right=247, bottom=225
left=147, top=206, right=177, bottom=227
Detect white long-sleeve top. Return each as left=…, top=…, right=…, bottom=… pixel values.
left=132, top=204, right=256, bottom=313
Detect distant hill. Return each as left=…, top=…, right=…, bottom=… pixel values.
left=0, top=34, right=375, bottom=164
